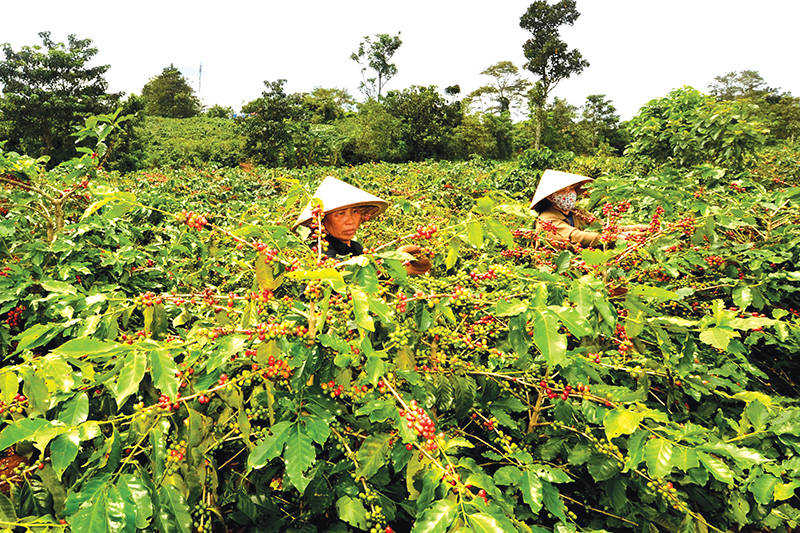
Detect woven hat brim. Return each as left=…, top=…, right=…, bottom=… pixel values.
left=294, top=176, right=389, bottom=228
left=529, top=169, right=593, bottom=209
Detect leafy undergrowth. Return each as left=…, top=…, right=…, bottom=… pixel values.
left=0, top=124, right=799, bottom=533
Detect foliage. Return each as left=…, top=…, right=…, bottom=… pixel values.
left=708, top=70, right=778, bottom=102
left=519, top=0, right=590, bottom=149
left=707, top=71, right=800, bottom=144
left=237, top=80, right=307, bottom=167
left=0, top=117, right=800, bottom=533
left=763, top=94, right=800, bottom=143
left=141, top=65, right=202, bottom=119
left=104, top=95, right=147, bottom=173
left=454, top=113, right=515, bottom=161
left=205, top=105, right=234, bottom=120
left=466, top=61, right=532, bottom=116
left=497, top=145, right=575, bottom=197
left=580, top=94, right=622, bottom=153
left=303, top=87, right=356, bottom=124
left=382, top=86, right=463, bottom=161
left=529, top=97, right=590, bottom=155
left=336, top=100, right=406, bottom=164
left=350, top=33, right=403, bottom=101
left=626, top=86, right=769, bottom=170
left=0, top=31, right=121, bottom=165
left=0, top=109, right=129, bottom=242
left=138, top=116, right=245, bottom=169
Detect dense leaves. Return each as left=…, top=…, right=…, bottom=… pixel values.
left=0, top=118, right=798, bottom=533
left=0, top=31, right=121, bottom=165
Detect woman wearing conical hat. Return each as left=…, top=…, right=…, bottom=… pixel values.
left=531, top=169, right=646, bottom=248
left=294, top=177, right=431, bottom=275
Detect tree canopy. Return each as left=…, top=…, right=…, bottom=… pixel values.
left=0, top=31, right=120, bottom=164
left=708, top=70, right=778, bottom=101
left=350, top=33, right=403, bottom=101
left=520, top=0, right=589, bottom=149
left=466, top=61, right=532, bottom=116
left=141, top=65, right=202, bottom=118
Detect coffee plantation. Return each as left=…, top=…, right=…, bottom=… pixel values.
left=0, top=114, right=799, bottom=533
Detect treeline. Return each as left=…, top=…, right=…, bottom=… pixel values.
left=120, top=74, right=800, bottom=171
left=0, top=31, right=798, bottom=171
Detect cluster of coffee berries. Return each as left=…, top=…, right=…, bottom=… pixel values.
left=704, top=255, right=725, bottom=268
left=358, top=485, right=390, bottom=533
left=157, top=393, right=181, bottom=412
left=0, top=455, right=29, bottom=488
left=303, top=280, right=324, bottom=300
left=387, top=320, right=414, bottom=348
left=175, top=209, right=208, bottom=230
left=448, top=285, right=470, bottom=305
left=470, top=412, right=497, bottom=431
left=118, top=331, right=147, bottom=345
left=0, top=394, right=28, bottom=416
left=539, top=380, right=574, bottom=401
left=134, top=291, right=163, bottom=307
left=400, top=400, right=438, bottom=451
left=254, top=241, right=279, bottom=259
left=192, top=500, right=213, bottom=533
left=646, top=477, right=686, bottom=510
left=166, top=440, right=187, bottom=475
left=0, top=266, right=12, bottom=277
left=668, top=216, right=696, bottom=236
left=413, top=224, right=438, bottom=240
left=395, top=294, right=409, bottom=313
left=322, top=381, right=346, bottom=398
left=5, top=305, right=25, bottom=328
left=262, top=356, right=293, bottom=380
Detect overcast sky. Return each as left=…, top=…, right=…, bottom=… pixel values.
left=2, top=0, right=798, bottom=120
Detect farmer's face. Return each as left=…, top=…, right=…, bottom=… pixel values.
left=323, top=207, right=363, bottom=245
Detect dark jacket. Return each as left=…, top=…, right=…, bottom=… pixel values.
left=322, top=235, right=363, bottom=258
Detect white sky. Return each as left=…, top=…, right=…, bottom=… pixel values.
left=2, top=0, right=798, bottom=120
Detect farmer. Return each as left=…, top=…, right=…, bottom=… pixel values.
left=294, top=176, right=431, bottom=275
left=531, top=169, right=647, bottom=248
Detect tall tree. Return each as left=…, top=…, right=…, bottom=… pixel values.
left=520, top=0, right=589, bottom=149
left=303, top=87, right=356, bottom=124
left=708, top=70, right=777, bottom=101
left=237, top=79, right=307, bottom=166
left=350, top=33, right=402, bottom=101
left=580, top=94, right=619, bottom=151
left=0, top=31, right=120, bottom=164
left=444, top=85, right=461, bottom=104
left=141, top=65, right=202, bottom=118
left=383, top=85, right=462, bottom=161
left=466, top=61, right=532, bottom=116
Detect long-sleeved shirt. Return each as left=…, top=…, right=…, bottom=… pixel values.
left=535, top=206, right=601, bottom=248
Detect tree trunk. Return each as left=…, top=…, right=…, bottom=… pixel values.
left=534, top=105, right=545, bottom=150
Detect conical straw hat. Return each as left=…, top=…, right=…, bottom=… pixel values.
left=529, top=169, right=593, bottom=209
left=294, top=176, right=389, bottom=228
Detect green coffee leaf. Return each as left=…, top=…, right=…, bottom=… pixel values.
left=336, top=495, right=367, bottom=530
left=114, top=349, right=146, bottom=409
left=520, top=470, right=543, bottom=513
left=643, top=438, right=674, bottom=479
left=604, top=407, right=645, bottom=440
left=355, top=432, right=392, bottom=481
left=284, top=423, right=316, bottom=494
left=410, top=499, right=457, bottom=533
left=532, top=310, right=566, bottom=366
left=697, top=451, right=734, bottom=484
left=249, top=421, right=293, bottom=469
left=467, top=512, right=506, bottom=533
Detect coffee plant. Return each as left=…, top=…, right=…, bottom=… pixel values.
left=0, top=117, right=798, bottom=533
